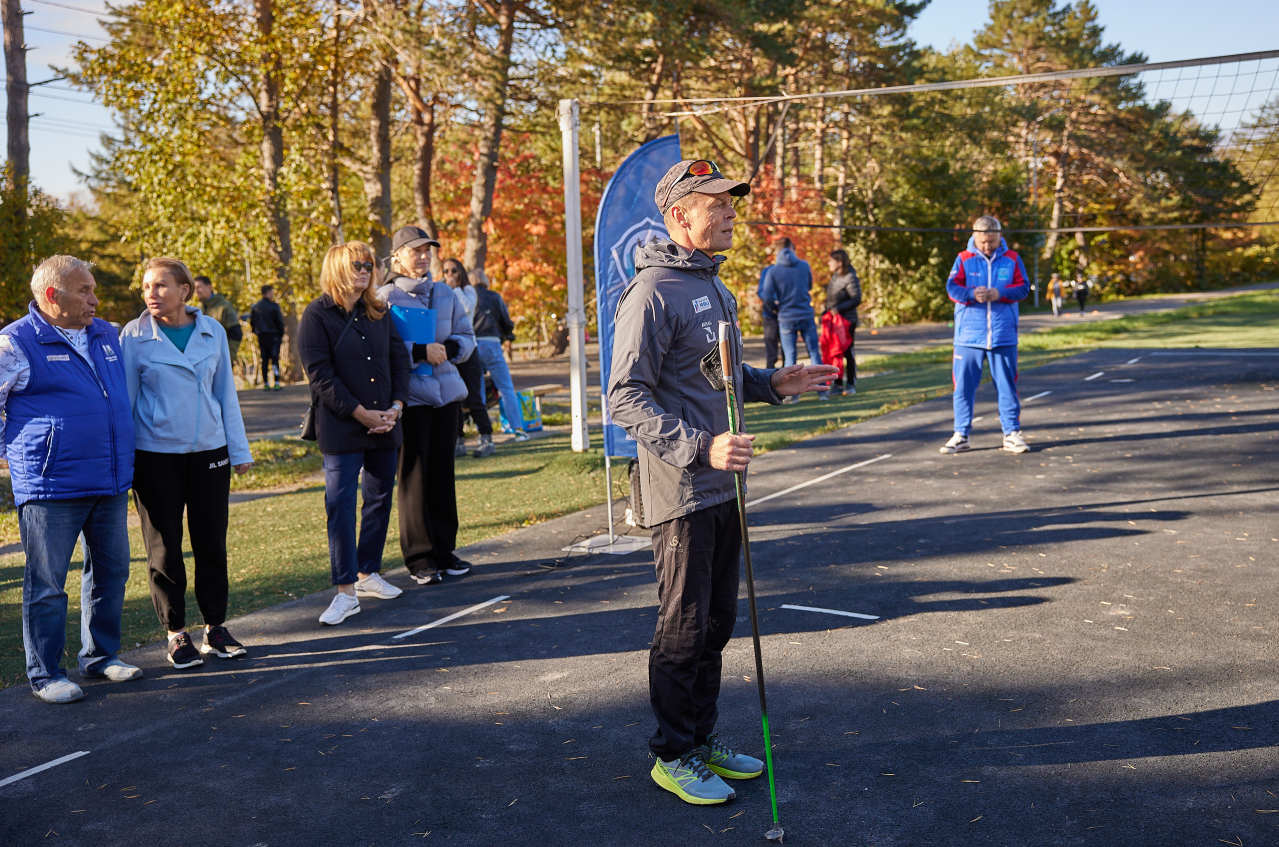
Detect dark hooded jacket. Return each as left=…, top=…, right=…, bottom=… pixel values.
left=758, top=246, right=815, bottom=323
left=607, top=237, right=780, bottom=527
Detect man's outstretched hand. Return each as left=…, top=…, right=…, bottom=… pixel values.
left=771, top=363, right=840, bottom=397
left=708, top=432, right=756, bottom=472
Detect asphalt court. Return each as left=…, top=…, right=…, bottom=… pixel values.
left=1, top=347, right=1276, bottom=846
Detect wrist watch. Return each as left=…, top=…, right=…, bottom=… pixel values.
left=390, top=401, right=403, bottom=413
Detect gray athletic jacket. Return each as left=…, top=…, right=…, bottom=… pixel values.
left=608, top=238, right=781, bottom=527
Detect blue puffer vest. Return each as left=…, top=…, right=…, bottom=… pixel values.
left=2, top=303, right=135, bottom=505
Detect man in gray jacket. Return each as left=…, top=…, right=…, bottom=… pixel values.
left=608, top=159, right=837, bottom=806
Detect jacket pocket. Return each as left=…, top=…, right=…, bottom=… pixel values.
left=39, top=419, right=59, bottom=477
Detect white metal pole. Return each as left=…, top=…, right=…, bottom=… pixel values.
left=603, top=453, right=615, bottom=543
left=560, top=98, right=590, bottom=452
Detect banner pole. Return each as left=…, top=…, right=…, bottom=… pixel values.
left=560, top=98, right=590, bottom=452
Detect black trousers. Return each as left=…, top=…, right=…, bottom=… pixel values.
left=398, top=403, right=461, bottom=574
left=257, top=332, right=282, bottom=384
left=648, top=500, right=741, bottom=760
left=455, top=353, right=493, bottom=437
left=762, top=317, right=780, bottom=369
left=133, top=447, right=231, bottom=632
left=843, top=326, right=857, bottom=387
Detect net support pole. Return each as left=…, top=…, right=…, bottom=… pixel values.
left=560, top=98, right=590, bottom=452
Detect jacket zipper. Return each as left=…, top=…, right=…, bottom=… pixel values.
left=982, top=252, right=995, bottom=348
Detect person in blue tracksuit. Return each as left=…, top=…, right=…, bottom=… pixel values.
left=940, top=216, right=1031, bottom=455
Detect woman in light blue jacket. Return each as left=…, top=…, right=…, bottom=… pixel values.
left=121, top=257, right=253, bottom=671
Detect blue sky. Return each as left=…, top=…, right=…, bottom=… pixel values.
left=13, top=0, right=1279, bottom=201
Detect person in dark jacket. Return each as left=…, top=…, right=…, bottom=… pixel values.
left=194, top=275, right=243, bottom=361
left=824, top=249, right=862, bottom=395
left=380, top=226, right=477, bottom=586
left=608, top=159, right=837, bottom=806
left=471, top=270, right=527, bottom=441
left=0, top=255, right=142, bottom=703
left=754, top=266, right=779, bottom=368
left=298, top=241, right=411, bottom=625
left=441, top=257, right=497, bottom=458
left=249, top=284, right=285, bottom=390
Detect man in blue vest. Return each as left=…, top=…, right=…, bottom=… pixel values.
left=0, top=255, right=142, bottom=703
left=941, top=216, right=1031, bottom=455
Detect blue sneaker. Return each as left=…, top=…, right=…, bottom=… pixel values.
left=650, top=751, right=736, bottom=805
left=696, top=734, right=764, bottom=780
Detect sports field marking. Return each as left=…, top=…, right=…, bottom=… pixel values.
left=971, top=415, right=984, bottom=422
left=1084, top=371, right=1105, bottom=381
left=391, top=595, right=511, bottom=641
left=1126, top=356, right=1142, bottom=364
left=746, top=454, right=893, bottom=509
left=1024, top=390, right=1053, bottom=402
left=1110, top=378, right=1135, bottom=383
left=0, top=751, right=90, bottom=790
left=780, top=604, right=880, bottom=621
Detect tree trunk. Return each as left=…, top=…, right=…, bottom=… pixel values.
left=814, top=98, right=825, bottom=196
left=365, top=59, right=393, bottom=259
left=774, top=107, right=785, bottom=205
left=1043, top=118, right=1072, bottom=260
left=463, top=0, right=516, bottom=279
left=409, top=76, right=441, bottom=276
left=325, top=0, right=343, bottom=244
left=640, top=52, right=665, bottom=142
left=2, top=0, right=28, bottom=187
left=254, top=0, right=297, bottom=376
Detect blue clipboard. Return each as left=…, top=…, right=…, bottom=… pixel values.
left=389, top=304, right=436, bottom=376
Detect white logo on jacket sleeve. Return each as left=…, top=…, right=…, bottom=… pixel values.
left=692, top=296, right=711, bottom=314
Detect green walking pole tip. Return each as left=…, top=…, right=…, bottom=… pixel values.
left=765, top=825, right=786, bottom=842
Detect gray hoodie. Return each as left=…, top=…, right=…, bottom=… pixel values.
left=608, top=237, right=780, bottom=527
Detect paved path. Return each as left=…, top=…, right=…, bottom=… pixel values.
left=237, top=281, right=1278, bottom=439
left=3, top=346, right=1276, bottom=846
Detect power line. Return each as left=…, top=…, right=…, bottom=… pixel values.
left=25, top=24, right=108, bottom=42
left=26, top=0, right=108, bottom=15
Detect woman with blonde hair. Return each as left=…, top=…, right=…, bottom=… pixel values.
left=298, top=241, right=411, bottom=625
left=120, top=256, right=254, bottom=669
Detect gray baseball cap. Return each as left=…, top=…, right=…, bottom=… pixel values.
left=654, top=159, right=750, bottom=214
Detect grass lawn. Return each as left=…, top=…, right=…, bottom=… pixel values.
left=1, top=289, right=1275, bottom=688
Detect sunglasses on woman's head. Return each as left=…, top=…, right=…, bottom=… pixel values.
left=351, top=261, right=374, bottom=272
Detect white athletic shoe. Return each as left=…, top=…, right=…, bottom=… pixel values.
left=1002, top=431, right=1030, bottom=454
left=319, top=592, right=361, bottom=625
left=939, top=432, right=970, bottom=454
left=86, top=658, right=143, bottom=682
left=355, top=572, right=402, bottom=599
left=34, top=678, right=85, bottom=704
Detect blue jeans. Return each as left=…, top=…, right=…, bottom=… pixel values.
left=476, top=337, right=524, bottom=433
left=952, top=344, right=1021, bottom=436
left=18, top=493, right=130, bottom=691
left=779, top=317, right=823, bottom=367
left=322, top=448, right=397, bottom=586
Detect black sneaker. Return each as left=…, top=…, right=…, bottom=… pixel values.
left=410, top=569, right=444, bottom=585
left=445, top=556, right=472, bottom=577
left=167, top=632, right=204, bottom=669
left=201, top=625, right=247, bottom=659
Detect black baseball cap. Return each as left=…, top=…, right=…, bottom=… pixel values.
left=654, top=159, right=750, bottom=214
left=391, top=225, right=441, bottom=253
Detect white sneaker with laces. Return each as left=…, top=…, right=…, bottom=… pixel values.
left=319, top=592, right=361, bottom=625
left=34, top=678, right=85, bottom=704
left=1002, top=430, right=1030, bottom=453
left=88, top=658, right=143, bottom=682
left=355, top=572, right=402, bottom=599
left=939, top=432, right=970, bottom=454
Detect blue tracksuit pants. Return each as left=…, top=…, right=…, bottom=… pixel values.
left=952, top=344, right=1020, bottom=436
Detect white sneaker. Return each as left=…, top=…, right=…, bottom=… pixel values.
left=34, top=678, right=85, bottom=704
left=355, top=572, right=402, bottom=599
left=939, top=432, right=970, bottom=454
left=1002, top=430, right=1030, bottom=454
left=87, top=658, right=143, bottom=682
left=319, top=592, right=361, bottom=625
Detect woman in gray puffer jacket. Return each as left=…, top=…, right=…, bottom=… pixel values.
left=379, top=226, right=477, bottom=585
left=824, top=248, right=862, bottom=395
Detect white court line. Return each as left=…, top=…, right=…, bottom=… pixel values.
left=971, top=416, right=984, bottom=423
left=0, top=751, right=90, bottom=789
left=1084, top=371, right=1105, bottom=381
left=1110, top=378, right=1135, bottom=383
left=1149, top=351, right=1279, bottom=357
left=1024, top=390, right=1052, bottom=402
left=781, top=603, right=880, bottom=621
left=746, top=454, right=892, bottom=508
left=391, top=595, right=510, bottom=641
left=1126, top=356, right=1142, bottom=365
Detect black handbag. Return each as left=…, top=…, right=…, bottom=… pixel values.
left=300, top=309, right=357, bottom=442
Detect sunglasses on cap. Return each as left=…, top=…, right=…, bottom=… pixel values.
left=351, top=261, right=374, bottom=272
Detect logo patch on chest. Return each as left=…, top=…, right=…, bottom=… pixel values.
left=46, top=353, right=71, bottom=362
left=692, top=295, right=711, bottom=314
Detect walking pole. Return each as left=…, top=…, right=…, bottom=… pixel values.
left=717, top=321, right=785, bottom=843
